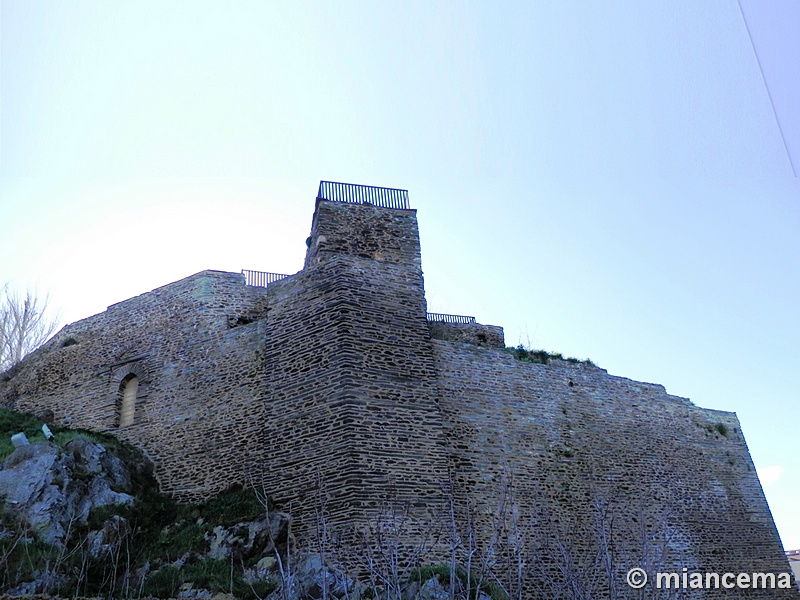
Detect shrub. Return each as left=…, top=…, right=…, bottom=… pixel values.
left=87, top=502, right=133, bottom=530
left=506, top=345, right=595, bottom=367
left=143, top=559, right=275, bottom=600
left=198, top=485, right=263, bottom=525
left=143, top=565, right=182, bottom=598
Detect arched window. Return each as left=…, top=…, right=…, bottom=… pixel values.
left=117, top=374, right=138, bottom=427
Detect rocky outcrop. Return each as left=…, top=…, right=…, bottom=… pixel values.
left=0, top=437, right=143, bottom=546
left=0, top=435, right=498, bottom=599
left=206, top=513, right=290, bottom=561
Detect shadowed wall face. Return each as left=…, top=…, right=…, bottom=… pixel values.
left=263, top=199, right=449, bottom=538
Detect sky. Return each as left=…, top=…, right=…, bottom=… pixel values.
left=1, top=0, right=799, bottom=549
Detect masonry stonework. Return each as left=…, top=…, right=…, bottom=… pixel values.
left=1, top=186, right=794, bottom=597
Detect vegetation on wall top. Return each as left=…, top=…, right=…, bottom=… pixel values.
left=505, top=344, right=596, bottom=367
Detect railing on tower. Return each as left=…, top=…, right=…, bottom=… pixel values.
left=317, top=181, right=410, bottom=210
left=242, top=270, right=290, bottom=287
left=426, top=312, right=477, bottom=324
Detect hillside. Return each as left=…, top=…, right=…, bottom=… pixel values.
left=0, top=407, right=505, bottom=599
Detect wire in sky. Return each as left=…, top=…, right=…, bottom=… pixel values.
left=737, top=0, right=796, bottom=177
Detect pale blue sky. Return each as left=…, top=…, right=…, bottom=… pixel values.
left=1, top=1, right=799, bottom=548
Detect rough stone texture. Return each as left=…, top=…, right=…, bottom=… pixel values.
left=260, top=200, right=449, bottom=542
left=206, top=513, right=289, bottom=561
left=304, top=199, right=422, bottom=269
left=428, top=321, right=505, bottom=348
left=1, top=270, right=274, bottom=501
left=0, top=195, right=794, bottom=597
left=434, top=341, right=792, bottom=597
left=0, top=438, right=138, bottom=545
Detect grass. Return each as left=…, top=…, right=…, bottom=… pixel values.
left=29, top=473, right=267, bottom=597
left=141, top=564, right=182, bottom=598
left=0, top=406, right=60, bottom=459
left=0, top=406, right=143, bottom=461
left=0, top=533, right=62, bottom=591
left=506, top=345, right=595, bottom=367
left=105, top=484, right=266, bottom=578
left=143, top=558, right=277, bottom=600
left=143, top=559, right=276, bottom=599
left=200, top=484, right=264, bottom=525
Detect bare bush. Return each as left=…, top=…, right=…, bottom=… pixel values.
left=0, top=285, right=59, bottom=372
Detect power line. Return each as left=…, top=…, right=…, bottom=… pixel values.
left=737, top=0, right=796, bottom=176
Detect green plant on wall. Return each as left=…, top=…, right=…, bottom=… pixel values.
left=704, top=422, right=730, bottom=438
left=506, top=344, right=595, bottom=367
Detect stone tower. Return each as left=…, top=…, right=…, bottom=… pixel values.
left=258, top=183, right=450, bottom=533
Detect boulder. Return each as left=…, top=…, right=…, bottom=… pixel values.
left=265, top=552, right=354, bottom=600
left=88, top=514, right=132, bottom=558
left=418, top=577, right=449, bottom=600
left=0, top=437, right=137, bottom=545
left=207, top=512, right=291, bottom=560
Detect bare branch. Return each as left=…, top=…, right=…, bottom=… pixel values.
left=0, top=285, right=59, bottom=372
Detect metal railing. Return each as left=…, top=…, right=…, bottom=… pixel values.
left=317, top=181, right=410, bottom=210
left=242, top=270, right=290, bottom=287
left=426, top=312, right=476, bottom=324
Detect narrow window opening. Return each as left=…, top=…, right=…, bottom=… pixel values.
left=117, top=374, right=138, bottom=427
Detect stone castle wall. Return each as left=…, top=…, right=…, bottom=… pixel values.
left=433, top=340, right=790, bottom=597
left=1, top=270, right=276, bottom=500
left=1, top=194, right=794, bottom=596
